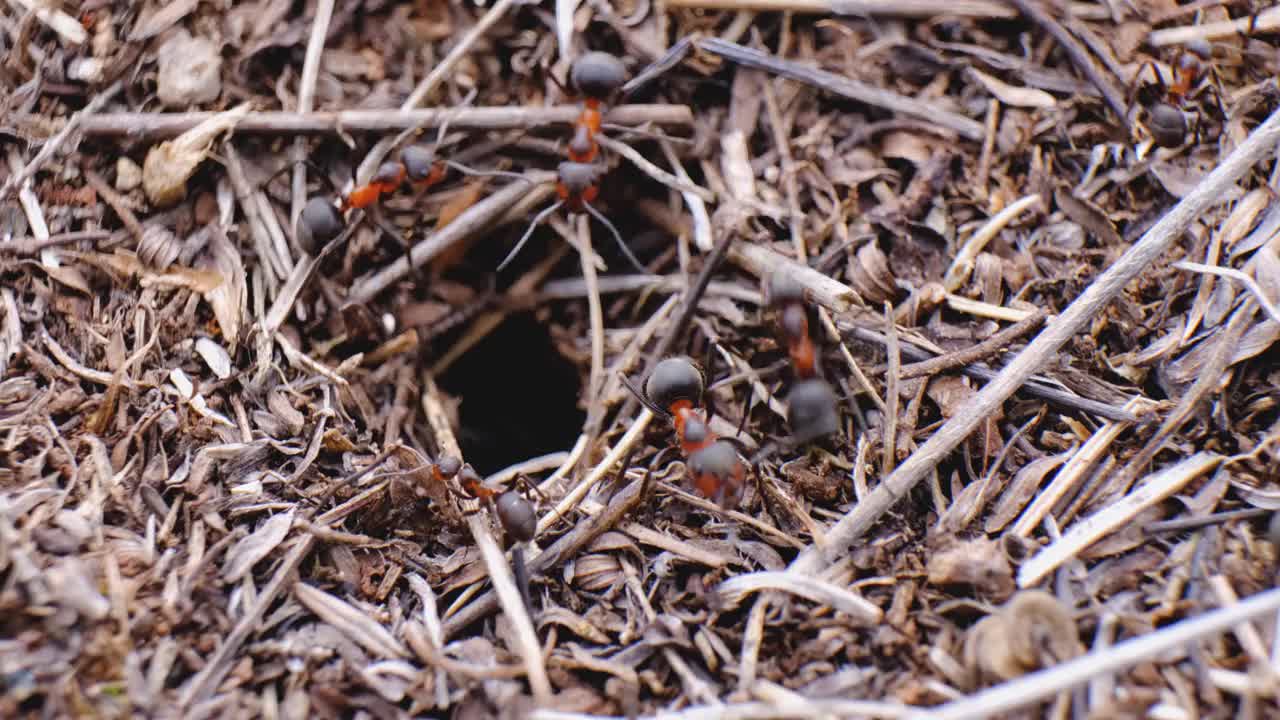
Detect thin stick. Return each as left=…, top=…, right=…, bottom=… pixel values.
left=0, top=80, right=122, bottom=203
left=596, top=135, right=716, bottom=202
left=1175, top=260, right=1280, bottom=327
left=786, top=102, right=1280, bottom=573
left=576, top=215, right=607, bottom=456
left=1148, top=6, right=1280, bottom=47
left=661, top=0, right=1015, bottom=18
left=698, top=37, right=985, bottom=141
left=943, top=194, right=1042, bottom=293
left=346, top=175, right=554, bottom=305
left=50, top=105, right=692, bottom=140
left=443, top=457, right=650, bottom=638
left=292, top=0, right=335, bottom=232
left=899, top=311, right=1046, bottom=379
left=916, top=587, right=1280, bottom=720
left=421, top=374, right=553, bottom=704
left=1008, top=0, right=1127, bottom=122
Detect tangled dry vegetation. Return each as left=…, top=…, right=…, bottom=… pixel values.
left=3, top=0, right=1280, bottom=718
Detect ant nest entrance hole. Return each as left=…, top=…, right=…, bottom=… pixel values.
left=438, top=312, right=585, bottom=475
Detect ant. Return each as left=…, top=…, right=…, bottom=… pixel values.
left=1130, top=40, right=1219, bottom=149
left=497, top=51, right=646, bottom=274
left=456, top=464, right=538, bottom=612
left=766, top=270, right=840, bottom=445
left=564, top=51, right=628, bottom=164
left=628, top=356, right=750, bottom=506
left=341, top=145, right=449, bottom=211
left=456, top=464, right=538, bottom=543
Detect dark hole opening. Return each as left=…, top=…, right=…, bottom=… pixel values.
left=438, top=313, right=584, bottom=475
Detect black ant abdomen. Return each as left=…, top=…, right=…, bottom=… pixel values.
left=644, top=357, right=705, bottom=412
left=570, top=52, right=628, bottom=101
left=496, top=491, right=537, bottom=542
left=298, top=196, right=344, bottom=253
left=787, top=378, right=840, bottom=444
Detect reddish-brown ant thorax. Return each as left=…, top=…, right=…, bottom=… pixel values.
left=458, top=464, right=490, bottom=500
left=567, top=124, right=599, bottom=164
left=570, top=52, right=628, bottom=102
left=687, top=439, right=746, bottom=507
left=645, top=357, right=705, bottom=413
left=496, top=491, right=537, bottom=542
left=372, top=161, right=407, bottom=188
left=298, top=197, right=344, bottom=253
left=787, top=378, right=840, bottom=444
left=779, top=303, right=809, bottom=344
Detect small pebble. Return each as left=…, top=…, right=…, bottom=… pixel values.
left=157, top=30, right=222, bottom=108
left=116, top=157, right=143, bottom=192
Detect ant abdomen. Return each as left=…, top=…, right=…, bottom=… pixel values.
left=496, top=491, right=537, bottom=542
left=645, top=357, right=705, bottom=412
left=298, top=196, right=344, bottom=253
left=570, top=52, right=628, bottom=101
left=787, top=378, right=840, bottom=444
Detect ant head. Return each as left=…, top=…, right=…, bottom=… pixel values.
left=372, top=160, right=405, bottom=186
left=401, top=145, right=436, bottom=183
left=766, top=269, right=806, bottom=308
left=787, top=378, right=840, bottom=444
left=570, top=52, right=628, bottom=100
left=687, top=439, right=745, bottom=507
left=557, top=161, right=605, bottom=195
left=435, top=455, right=462, bottom=479
left=645, top=356, right=705, bottom=411
left=298, top=197, right=344, bottom=253
left=1147, top=102, right=1187, bottom=148
left=496, top=491, right=537, bottom=542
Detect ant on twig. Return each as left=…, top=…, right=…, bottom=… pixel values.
left=624, top=356, right=750, bottom=507
left=341, top=145, right=449, bottom=211
left=498, top=51, right=646, bottom=274
left=455, top=464, right=540, bottom=612
left=766, top=270, right=840, bottom=445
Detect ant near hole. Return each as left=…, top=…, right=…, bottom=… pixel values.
left=623, top=356, right=750, bottom=507
left=497, top=51, right=647, bottom=274
left=766, top=270, right=841, bottom=445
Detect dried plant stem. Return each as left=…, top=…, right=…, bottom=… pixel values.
left=699, top=37, right=985, bottom=141
left=596, top=135, right=716, bottom=202
left=662, top=0, right=1015, bottom=18
left=1009, top=0, right=1128, bottom=122
left=443, top=455, right=649, bottom=637
left=420, top=374, right=552, bottom=704
left=574, top=215, right=608, bottom=453
left=918, top=587, right=1280, bottom=720
left=1148, top=6, right=1280, bottom=46
left=54, top=105, right=692, bottom=140
left=944, top=193, right=1041, bottom=293
left=788, top=102, right=1280, bottom=573
left=7, top=0, right=87, bottom=44
left=899, top=310, right=1046, bottom=379
left=0, top=80, right=122, bottom=203
left=537, top=409, right=654, bottom=538
left=292, top=0, right=335, bottom=226
left=347, top=175, right=554, bottom=306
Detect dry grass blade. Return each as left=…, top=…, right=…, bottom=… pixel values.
left=715, top=571, right=883, bottom=624
left=293, top=582, right=409, bottom=658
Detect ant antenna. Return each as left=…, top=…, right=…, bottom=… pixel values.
left=442, top=160, right=533, bottom=183
left=498, top=200, right=563, bottom=272
left=583, top=201, right=648, bottom=274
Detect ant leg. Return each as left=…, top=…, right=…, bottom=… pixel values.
left=619, top=372, right=670, bottom=417
left=583, top=201, right=648, bottom=274
left=498, top=201, right=563, bottom=272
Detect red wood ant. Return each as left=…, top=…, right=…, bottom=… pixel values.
left=456, top=464, right=538, bottom=543
left=629, top=356, right=750, bottom=506
left=341, top=145, right=450, bottom=211
left=498, top=52, right=645, bottom=274
left=766, top=270, right=840, bottom=444
left=1131, top=40, right=1217, bottom=149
